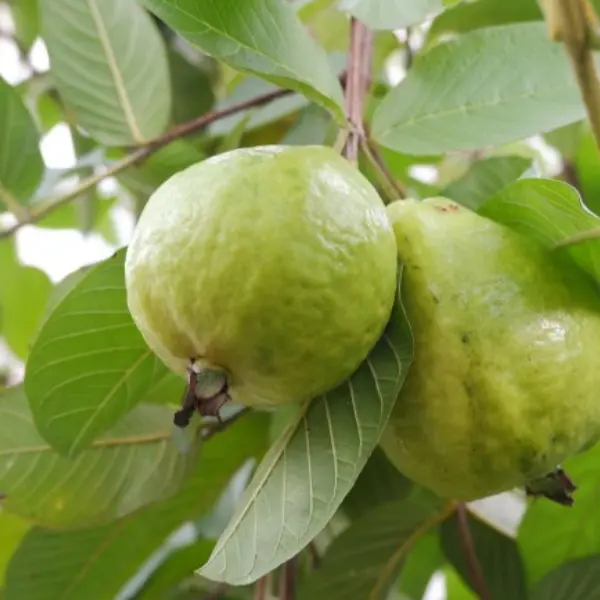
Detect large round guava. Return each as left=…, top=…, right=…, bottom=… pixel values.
left=380, top=197, right=600, bottom=501
left=125, top=145, right=397, bottom=411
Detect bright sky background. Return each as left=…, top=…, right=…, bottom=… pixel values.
left=0, top=7, right=532, bottom=597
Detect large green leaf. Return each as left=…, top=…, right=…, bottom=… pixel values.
left=8, top=0, right=40, bottom=49
left=24, top=249, right=165, bottom=457
left=442, top=156, right=531, bottom=212
left=440, top=511, right=527, bottom=600
left=478, top=178, right=600, bottom=283
left=209, top=77, right=308, bottom=138
left=340, top=0, right=443, bottom=30
left=573, top=127, right=600, bottom=216
left=3, top=413, right=270, bottom=600
left=140, top=0, right=345, bottom=123
left=0, top=512, right=29, bottom=586
left=0, top=388, right=194, bottom=528
left=168, top=49, right=216, bottom=125
left=518, top=442, right=600, bottom=587
left=397, top=532, right=445, bottom=600
left=198, top=291, right=414, bottom=585
left=530, top=555, right=600, bottom=600
left=0, top=255, right=52, bottom=360
left=0, top=76, right=44, bottom=207
left=297, top=489, right=449, bottom=600
left=342, top=446, right=413, bottom=520
left=372, top=23, right=592, bottom=155
left=41, top=0, right=171, bottom=145
left=427, top=0, right=542, bottom=42
left=132, top=539, right=215, bottom=600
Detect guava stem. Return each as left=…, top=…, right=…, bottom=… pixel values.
left=455, top=503, right=493, bottom=600
left=172, top=362, right=231, bottom=428
left=525, top=467, right=577, bottom=506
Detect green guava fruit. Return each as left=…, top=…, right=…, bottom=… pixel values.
left=125, top=145, right=397, bottom=414
left=380, top=197, right=600, bottom=502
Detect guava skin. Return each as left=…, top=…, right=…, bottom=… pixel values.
left=125, top=145, right=397, bottom=409
left=380, top=197, right=600, bottom=501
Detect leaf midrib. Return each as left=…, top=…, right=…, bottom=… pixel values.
left=0, top=431, right=171, bottom=457
left=87, top=0, right=143, bottom=142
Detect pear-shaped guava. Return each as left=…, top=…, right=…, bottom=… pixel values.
left=380, top=197, right=600, bottom=501
left=125, top=145, right=397, bottom=411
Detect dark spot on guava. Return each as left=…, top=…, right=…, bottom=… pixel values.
left=432, top=294, right=440, bottom=304
left=461, top=333, right=470, bottom=344
left=434, top=203, right=459, bottom=213
left=550, top=432, right=568, bottom=449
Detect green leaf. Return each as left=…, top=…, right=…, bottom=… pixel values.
left=0, top=512, right=29, bottom=586
left=518, top=442, right=600, bottom=586
left=440, top=511, right=527, bottom=600
left=478, top=178, right=600, bottom=283
left=340, top=0, right=443, bottom=30
left=544, top=121, right=585, bottom=160
left=445, top=565, right=477, bottom=600
left=132, top=539, right=215, bottom=600
left=0, top=260, right=52, bottom=360
left=0, top=76, right=44, bottom=207
left=0, top=388, right=195, bottom=527
left=427, top=0, right=542, bottom=42
left=530, top=555, right=600, bottom=600
left=118, top=141, right=205, bottom=200
left=8, top=0, right=40, bottom=49
left=3, top=413, right=270, bottom=600
left=297, top=489, right=449, bottom=600
left=140, top=0, right=345, bottom=123
left=573, top=126, right=600, bottom=216
left=24, top=249, right=164, bottom=457
left=199, top=292, right=414, bottom=585
left=41, top=0, right=171, bottom=145
left=441, top=156, right=531, bottom=212
left=342, top=446, right=413, bottom=520
left=372, top=23, right=592, bottom=155
left=281, top=104, right=334, bottom=146
left=209, top=77, right=308, bottom=138
left=168, top=48, right=216, bottom=125
left=397, top=532, right=445, bottom=600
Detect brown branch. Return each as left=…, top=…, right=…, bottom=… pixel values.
left=544, top=0, right=600, bottom=151
left=307, top=541, right=321, bottom=569
left=455, top=503, right=492, bottom=600
left=253, top=576, right=268, bottom=600
left=361, top=137, right=405, bottom=201
left=279, top=556, right=299, bottom=600
left=343, top=18, right=373, bottom=163
left=0, top=87, right=294, bottom=238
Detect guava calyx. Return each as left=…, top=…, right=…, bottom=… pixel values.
left=525, top=467, right=577, bottom=507
left=173, top=362, right=230, bottom=428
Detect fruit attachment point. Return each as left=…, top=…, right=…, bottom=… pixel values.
left=172, top=361, right=230, bottom=428
left=525, top=467, right=577, bottom=506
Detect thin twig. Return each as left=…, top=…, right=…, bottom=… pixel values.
left=343, top=18, right=373, bottom=163
left=253, top=575, right=268, bottom=600
left=553, top=226, right=600, bottom=247
left=201, top=407, right=250, bottom=442
left=544, top=0, right=600, bottom=151
left=279, top=556, right=299, bottom=600
left=0, top=87, right=294, bottom=238
left=361, top=137, right=405, bottom=201
left=307, top=541, right=321, bottom=569
left=455, top=503, right=492, bottom=600
left=403, top=27, right=414, bottom=71
left=562, top=160, right=583, bottom=194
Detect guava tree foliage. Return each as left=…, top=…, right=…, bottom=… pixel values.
left=3, top=0, right=600, bottom=599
